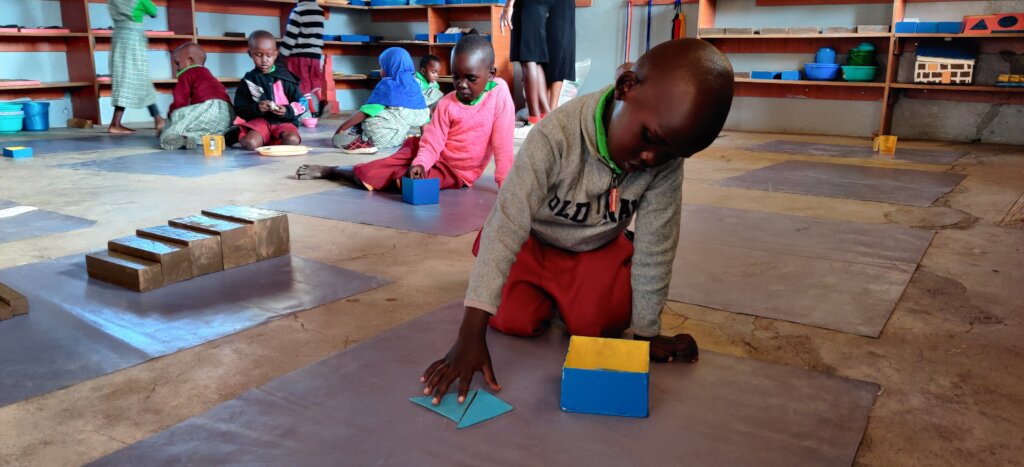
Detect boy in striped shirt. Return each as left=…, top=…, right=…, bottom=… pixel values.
left=281, top=0, right=325, bottom=106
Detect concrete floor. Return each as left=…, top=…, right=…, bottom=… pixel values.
left=0, top=125, right=1022, bottom=466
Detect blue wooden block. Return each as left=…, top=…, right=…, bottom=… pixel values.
left=751, top=70, right=778, bottom=80
left=401, top=177, right=440, bottom=205
left=780, top=70, right=800, bottom=81
left=414, top=33, right=431, bottom=41
left=561, top=368, right=649, bottom=418
left=370, top=0, right=408, bottom=6
left=937, top=22, right=964, bottom=34
left=340, top=34, right=381, bottom=43
left=435, top=32, right=464, bottom=43
left=3, top=146, right=32, bottom=158
left=895, top=22, right=918, bottom=33
left=916, top=22, right=939, bottom=33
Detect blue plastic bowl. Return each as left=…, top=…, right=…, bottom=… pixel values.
left=804, top=63, right=840, bottom=81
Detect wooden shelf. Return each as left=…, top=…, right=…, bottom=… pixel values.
left=0, top=81, right=92, bottom=91
left=896, top=33, right=1024, bottom=39
left=196, top=35, right=268, bottom=42
left=93, top=33, right=194, bottom=40
left=701, top=33, right=891, bottom=39
left=891, top=83, right=1024, bottom=92
left=737, top=78, right=885, bottom=87
left=0, top=32, right=90, bottom=38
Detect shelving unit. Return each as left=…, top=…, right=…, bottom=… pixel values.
left=697, top=0, right=1024, bottom=136
left=1, top=0, right=510, bottom=124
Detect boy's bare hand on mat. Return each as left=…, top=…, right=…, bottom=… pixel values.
left=421, top=307, right=501, bottom=405
left=637, top=334, right=699, bottom=363
left=407, top=165, right=426, bottom=179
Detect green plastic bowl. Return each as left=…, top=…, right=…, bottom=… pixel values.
left=842, top=65, right=878, bottom=82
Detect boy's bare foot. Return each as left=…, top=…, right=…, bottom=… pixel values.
left=154, top=116, right=166, bottom=132
left=296, top=164, right=330, bottom=180
left=108, top=124, right=136, bottom=134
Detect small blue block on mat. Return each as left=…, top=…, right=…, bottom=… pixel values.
left=895, top=21, right=918, bottom=33
left=410, top=389, right=477, bottom=422
left=751, top=70, right=778, bottom=80
left=780, top=70, right=800, bottom=80
left=457, top=390, right=513, bottom=429
left=3, top=146, right=32, bottom=158
left=402, top=177, right=440, bottom=205
left=937, top=22, right=964, bottom=34
left=560, top=336, right=650, bottom=418
left=916, top=22, right=939, bottom=33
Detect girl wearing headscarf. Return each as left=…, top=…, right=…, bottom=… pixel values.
left=107, top=0, right=164, bottom=134
left=333, top=47, right=429, bottom=154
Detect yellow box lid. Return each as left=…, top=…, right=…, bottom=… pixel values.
left=564, top=336, right=649, bottom=373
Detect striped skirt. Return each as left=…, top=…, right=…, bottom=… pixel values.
left=110, top=22, right=156, bottom=109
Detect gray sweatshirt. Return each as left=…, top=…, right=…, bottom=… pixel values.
left=465, top=87, right=683, bottom=337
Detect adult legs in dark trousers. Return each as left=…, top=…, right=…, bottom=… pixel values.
left=503, top=0, right=558, bottom=121
left=541, top=0, right=575, bottom=110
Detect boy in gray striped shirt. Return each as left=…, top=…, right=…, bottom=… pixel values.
left=282, top=0, right=326, bottom=105
left=421, top=39, right=735, bottom=405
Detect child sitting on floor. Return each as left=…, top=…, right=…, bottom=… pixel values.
left=230, top=30, right=306, bottom=150
left=296, top=35, right=514, bottom=192
left=418, top=39, right=736, bottom=405
left=331, top=47, right=429, bottom=155
left=160, top=43, right=234, bottom=150
left=417, top=54, right=444, bottom=109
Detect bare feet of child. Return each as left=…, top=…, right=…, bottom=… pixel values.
left=108, top=124, right=136, bottom=134
left=296, top=165, right=356, bottom=183
left=154, top=116, right=166, bottom=132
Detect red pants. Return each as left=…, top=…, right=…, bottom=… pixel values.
left=474, top=233, right=634, bottom=338
left=239, top=119, right=300, bottom=146
left=286, top=56, right=324, bottom=100
left=353, top=137, right=466, bottom=191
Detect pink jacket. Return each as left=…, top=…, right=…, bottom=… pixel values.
left=412, top=78, right=515, bottom=186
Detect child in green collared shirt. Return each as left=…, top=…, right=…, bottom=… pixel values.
left=332, top=48, right=430, bottom=154
left=417, top=54, right=444, bottom=109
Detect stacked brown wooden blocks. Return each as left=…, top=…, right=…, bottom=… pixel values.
left=0, top=283, right=28, bottom=321
left=86, top=206, right=289, bottom=292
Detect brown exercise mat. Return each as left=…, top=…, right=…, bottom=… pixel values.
left=715, top=160, right=965, bottom=207
left=748, top=139, right=968, bottom=165
left=90, top=302, right=879, bottom=467
left=670, top=205, right=934, bottom=337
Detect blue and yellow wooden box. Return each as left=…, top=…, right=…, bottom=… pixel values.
left=560, top=336, right=650, bottom=418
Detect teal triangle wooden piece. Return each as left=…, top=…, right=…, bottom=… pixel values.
left=456, top=390, right=513, bottom=429
left=410, top=389, right=477, bottom=422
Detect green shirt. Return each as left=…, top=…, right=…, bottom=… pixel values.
left=132, top=0, right=158, bottom=23
left=359, top=103, right=385, bottom=117
left=457, top=80, right=498, bottom=106
left=594, top=87, right=621, bottom=174
left=414, top=72, right=439, bottom=92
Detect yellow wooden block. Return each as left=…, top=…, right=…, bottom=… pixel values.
left=564, top=336, right=649, bottom=373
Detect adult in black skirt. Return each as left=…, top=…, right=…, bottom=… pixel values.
left=501, top=0, right=576, bottom=122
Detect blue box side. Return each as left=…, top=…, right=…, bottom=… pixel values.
left=916, top=22, right=939, bottom=33
left=402, top=177, right=441, bottom=205
left=894, top=22, right=918, bottom=33
left=750, top=71, right=778, bottom=80
left=937, top=22, right=964, bottom=34
left=780, top=70, right=800, bottom=80
left=3, top=147, right=32, bottom=158
left=560, top=368, right=648, bottom=418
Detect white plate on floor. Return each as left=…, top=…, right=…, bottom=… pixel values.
left=255, top=145, right=311, bottom=157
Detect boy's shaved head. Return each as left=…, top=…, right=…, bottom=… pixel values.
left=248, top=30, right=277, bottom=51
left=452, top=34, right=495, bottom=68
left=606, top=38, right=734, bottom=173
left=173, top=42, right=206, bottom=65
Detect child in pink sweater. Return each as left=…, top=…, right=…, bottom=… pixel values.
left=296, top=35, right=514, bottom=190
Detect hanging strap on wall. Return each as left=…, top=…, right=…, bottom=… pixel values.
left=624, top=0, right=633, bottom=63
left=672, top=0, right=686, bottom=39
left=645, top=0, right=653, bottom=52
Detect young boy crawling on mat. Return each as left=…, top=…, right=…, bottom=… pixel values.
left=419, top=39, right=735, bottom=404
left=228, top=30, right=306, bottom=150
left=296, top=35, right=514, bottom=192
left=159, top=43, right=234, bottom=150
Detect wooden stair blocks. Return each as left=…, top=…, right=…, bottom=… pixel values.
left=201, top=206, right=290, bottom=261
left=137, top=225, right=224, bottom=277
left=108, top=236, right=194, bottom=286
left=86, top=251, right=164, bottom=292
left=0, top=282, right=28, bottom=320
left=86, top=207, right=289, bottom=292
left=169, top=215, right=259, bottom=270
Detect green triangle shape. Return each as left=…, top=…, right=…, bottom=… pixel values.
left=410, top=389, right=477, bottom=423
